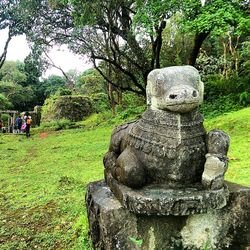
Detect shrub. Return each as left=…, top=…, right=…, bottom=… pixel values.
left=89, top=93, right=110, bottom=113
left=55, top=87, right=72, bottom=96
left=38, top=119, right=74, bottom=131
left=200, top=94, right=242, bottom=119
left=41, top=95, right=93, bottom=122
left=239, top=91, right=250, bottom=106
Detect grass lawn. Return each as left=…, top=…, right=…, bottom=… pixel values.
left=0, top=127, right=112, bottom=249
left=0, top=107, right=249, bottom=249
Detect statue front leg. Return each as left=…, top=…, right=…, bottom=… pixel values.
left=114, top=147, right=146, bottom=188
left=202, top=129, right=230, bottom=190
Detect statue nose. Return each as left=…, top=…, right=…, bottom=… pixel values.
left=168, top=89, right=198, bottom=100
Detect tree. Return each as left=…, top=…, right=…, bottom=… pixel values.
left=0, top=0, right=39, bottom=69
left=181, top=0, right=250, bottom=65
left=0, top=61, right=27, bottom=84
left=0, top=61, right=36, bottom=110
left=0, top=93, right=12, bottom=109
left=23, top=0, right=178, bottom=96
left=40, top=75, right=67, bottom=98
left=133, top=0, right=250, bottom=66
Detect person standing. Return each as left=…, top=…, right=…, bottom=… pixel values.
left=16, top=116, right=23, bottom=133
left=0, top=119, right=3, bottom=133
left=24, top=113, right=32, bottom=138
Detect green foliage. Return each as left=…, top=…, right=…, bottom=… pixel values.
left=76, top=68, right=107, bottom=96
left=41, top=95, right=93, bottom=122
left=239, top=91, right=250, bottom=106
left=0, top=61, right=27, bottom=84
left=81, top=105, right=146, bottom=129
left=0, top=93, right=12, bottom=109
left=129, top=236, right=143, bottom=247
left=240, top=40, right=250, bottom=77
left=202, top=73, right=250, bottom=112
left=41, top=75, right=67, bottom=97
left=0, top=80, right=35, bottom=111
left=133, top=0, right=179, bottom=34
left=160, top=13, right=193, bottom=66
left=182, top=0, right=248, bottom=36
left=201, top=94, right=242, bottom=119
left=0, top=113, right=11, bottom=123
left=196, top=54, right=224, bottom=79
left=90, top=93, right=110, bottom=113
left=55, top=87, right=72, bottom=96
left=23, top=46, right=45, bottom=88
left=39, top=119, right=74, bottom=131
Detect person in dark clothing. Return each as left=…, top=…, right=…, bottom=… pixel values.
left=24, top=113, right=32, bottom=138
left=16, top=116, right=23, bottom=133
left=0, top=119, right=3, bottom=132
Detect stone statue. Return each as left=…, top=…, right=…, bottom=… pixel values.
left=104, top=66, right=230, bottom=190
left=86, top=66, right=249, bottom=250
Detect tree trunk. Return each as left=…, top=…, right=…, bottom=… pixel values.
left=0, top=31, right=12, bottom=69
left=189, top=31, right=210, bottom=66
left=222, top=41, right=229, bottom=79
left=108, top=83, right=116, bottom=116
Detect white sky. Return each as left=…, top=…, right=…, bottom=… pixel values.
left=0, top=29, right=92, bottom=78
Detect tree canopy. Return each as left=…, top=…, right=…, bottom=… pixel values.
left=0, top=0, right=249, bottom=112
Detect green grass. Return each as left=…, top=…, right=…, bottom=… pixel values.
left=0, top=128, right=111, bottom=249
left=0, top=107, right=250, bottom=249
left=205, top=107, right=250, bottom=186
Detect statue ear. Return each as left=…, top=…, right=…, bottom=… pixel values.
left=198, top=80, right=204, bottom=105
left=146, top=83, right=152, bottom=106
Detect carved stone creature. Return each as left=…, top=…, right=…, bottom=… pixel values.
left=104, top=66, right=230, bottom=189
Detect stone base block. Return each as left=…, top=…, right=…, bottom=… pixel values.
left=107, top=175, right=229, bottom=216
left=86, top=180, right=250, bottom=250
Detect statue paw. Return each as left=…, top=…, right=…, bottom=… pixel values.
left=202, top=154, right=228, bottom=190
left=115, top=148, right=146, bottom=188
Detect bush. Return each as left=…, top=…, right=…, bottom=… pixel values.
left=200, top=94, right=243, bottom=119
left=41, top=95, right=93, bottom=122
left=55, top=87, right=72, bottom=96
left=121, top=92, right=145, bottom=108
left=0, top=113, right=10, bottom=124
left=89, top=93, right=110, bottom=113
left=239, top=91, right=250, bottom=106
left=38, top=119, right=74, bottom=131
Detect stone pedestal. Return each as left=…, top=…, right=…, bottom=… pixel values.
left=86, top=180, right=250, bottom=250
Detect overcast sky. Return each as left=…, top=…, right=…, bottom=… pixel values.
left=0, top=29, right=92, bottom=78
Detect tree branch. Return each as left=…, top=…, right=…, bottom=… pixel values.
left=0, top=30, right=12, bottom=69
left=91, top=55, right=144, bottom=96
left=43, top=50, right=70, bottom=83
left=92, top=53, right=145, bottom=94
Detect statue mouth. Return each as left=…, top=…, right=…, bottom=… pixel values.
left=160, top=100, right=200, bottom=113
left=166, top=101, right=199, bottom=106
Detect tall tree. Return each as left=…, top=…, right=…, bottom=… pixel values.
left=0, top=0, right=39, bottom=69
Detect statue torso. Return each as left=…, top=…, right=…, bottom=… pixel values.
left=127, top=108, right=207, bottom=185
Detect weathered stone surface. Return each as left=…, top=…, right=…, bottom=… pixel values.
left=86, top=180, right=250, bottom=250
left=85, top=180, right=138, bottom=250
left=104, top=66, right=230, bottom=191
left=106, top=173, right=229, bottom=216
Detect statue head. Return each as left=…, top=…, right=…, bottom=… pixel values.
left=146, top=66, right=204, bottom=113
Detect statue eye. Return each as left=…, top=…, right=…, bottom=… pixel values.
left=156, top=75, right=164, bottom=85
